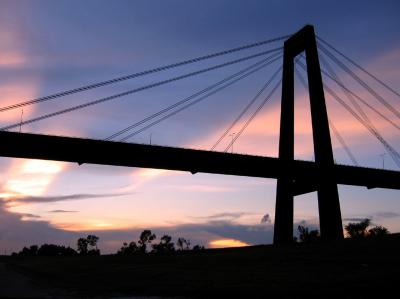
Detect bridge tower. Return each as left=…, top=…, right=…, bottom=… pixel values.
left=273, top=25, right=344, bottom=244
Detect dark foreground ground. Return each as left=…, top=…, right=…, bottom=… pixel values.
left=2, top=234, right=400, bottom=298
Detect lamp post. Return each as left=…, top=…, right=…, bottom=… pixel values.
left=380, top=153, right=386, bottom=169
left=228, top=132, right=236, bottom=153
left=19, top=109, right=24, bottom=133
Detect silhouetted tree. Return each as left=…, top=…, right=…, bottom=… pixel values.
left=13, top=244, right=77, bottom=256
left=368, top=225, right=389, bottom=237
left=77, top=235, right=100, bottom=255
left=87, top=235, right=100, bottom=255
left=60, top=246, right=78, bottom=256
left=298, top=225, right=320, bottom=243
left=38, top=244, right=59, bottom=256
left=192, top=245, right=205, bottom=251
left=345, top=218, right=390, bottom=239
left=38, top=244, right=77, bottom=256
left=29, top=245, right=38, bottom=255
left=152, top=235, right=175, bottom=253
left=177, top=238, right=184, bottom=250
left=117, top=241, right=139, bottom=255
left=87, top=248, right=100, bottom=255
left=177, top=237, right=191, bottom=250
left=87, top=235, right=99, bottom=249
left=18, top=245, right=39, bottom=256
left=138, top=230, right=156, bottom=253
left=77, top=238, right=89, bottom=255
left=345, top=219, right=371, bottom=238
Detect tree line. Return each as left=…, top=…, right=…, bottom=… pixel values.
left=295, top=218, right=389, bottom=243
left=11, top=230, right=204, bottom=257
left=116, top=229, right=204, bottom=255
left=11, top=219, right=390, bottom=256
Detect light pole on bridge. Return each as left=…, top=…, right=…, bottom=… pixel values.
left=380, top=153, right=386, bottom=169
left=229, top=132, right=236, bottom=153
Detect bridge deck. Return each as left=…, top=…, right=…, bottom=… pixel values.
left=0, top=131, right=399, bottom=191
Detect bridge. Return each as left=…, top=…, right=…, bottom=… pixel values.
left=1, top=25, right=399, bottom=244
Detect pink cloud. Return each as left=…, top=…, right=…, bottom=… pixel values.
left=166, top=184, right=236, bottom=193
left=0, top=83, right=39, bottom=123
left=366, top=47, right=400, bottom=81
left=0, top=51, right=26, bottom=66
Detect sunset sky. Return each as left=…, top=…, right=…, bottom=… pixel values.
left=0, top=0, right=399, bottom=254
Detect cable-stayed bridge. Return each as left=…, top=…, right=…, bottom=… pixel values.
left=0, top=25, right=399, bottom=244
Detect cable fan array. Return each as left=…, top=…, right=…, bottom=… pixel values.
left=0, top=32, right=398, bottom=169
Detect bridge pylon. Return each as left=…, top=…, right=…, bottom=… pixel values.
left=273, top=25, right=344, bottom=244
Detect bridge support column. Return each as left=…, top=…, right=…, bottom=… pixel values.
left=274, top=25, right=343, bottom=244
left=273, top=44, right=295, bottom=244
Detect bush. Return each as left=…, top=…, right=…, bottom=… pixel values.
left=368, top=226, right=389, bottom=237
left=12, top=244, right=77, bottom=256
left=345, top=219, right=389, bottom=238
left=297, top=225, right=320, bottom=243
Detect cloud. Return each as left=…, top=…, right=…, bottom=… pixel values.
left=373, top=212, right=400, bottom=220
left=342, top=217, right=369, bottom=222
left=0, top=197, right=275, bottom=254
left=193, top=212, right=251, bottom=221
left=200, top=221, right=273, bottom=245
left=95, top=220, right=276, bottom=250
left=48, top=210, right=79, bottom=213
left=343, top=212, right=400, bottom=223
left=0, top=199, right=325, bottom=255
left=0, top=200, right=79, bottom=254
left=0, top=160, right=67, bottom=199
left=4, top=192, right=129, bottom=205
left=20, top=213, right=41, bottom=219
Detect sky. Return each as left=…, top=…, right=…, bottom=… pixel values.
left=0, top=0, right=399, bottom=254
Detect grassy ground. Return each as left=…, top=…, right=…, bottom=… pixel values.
left=4, top=234, right=400, bottom=298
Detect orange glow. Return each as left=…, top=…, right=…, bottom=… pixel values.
left=0, top=192, right=18, bottom=199
left=209, top=238, right=250, bottom=248
left=22, top=159, right=64, bottom=174
left=187, top=86, right=398, bottom=160
left=2, top=159, right=67, bottom=199
left=125, top=168, right=186, bottom=192
left=0, top=83, right=38, bottom=123
left=54, top=220, right=135, bottom=232
left=135, top=168, right=170, bottom=178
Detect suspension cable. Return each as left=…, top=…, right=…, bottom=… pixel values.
left=325, top=84, right=400, bottom=168
left=318, top=43, right=400, bottom=120
left=316, top=53, right=400, bottom=164
left=317, top=36, right=400, bottom=98
left=224, top=80, right=281, bottom=152
left=317, top=53, right=376, bottom=130
left=294, top=62, right=359, bottom=166
left=0, top=35, right=289, bottom=113
left=211, top=66, right=282, bottom=151
left=1, top=48, right=282, bottom=131
left=297, top=60, right=400, bottom=168
left=119, top=56, right=281, bottom=142
left=107, top=52, right=282, bottom=141
left=305, top=55, right=400, bottom=131
left=329, top=120, right=360, bottom=166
